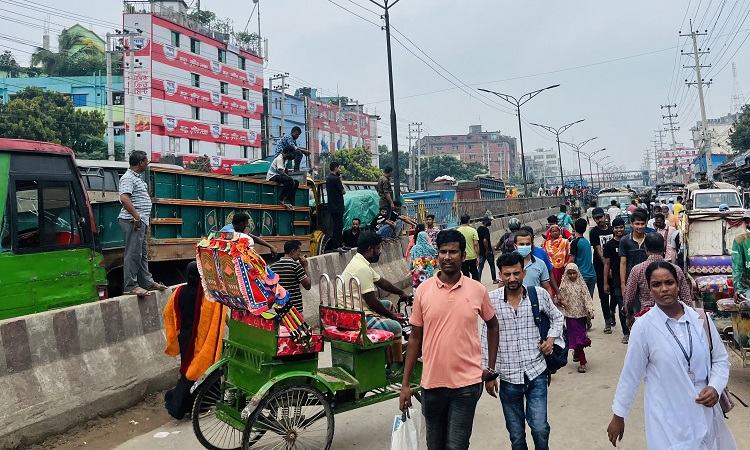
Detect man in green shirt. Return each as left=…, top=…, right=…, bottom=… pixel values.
left=732, top=210, right=750, bottom=300
left=457, top=214, right=480, bottom=280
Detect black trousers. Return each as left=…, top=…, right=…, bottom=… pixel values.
left=595, top=266, right=612, bottom=324
left=330, top=212, right=344, bottom=248
left=462, top=259, right=479, bottom=281
left=270, top=174, right=299, bottom=203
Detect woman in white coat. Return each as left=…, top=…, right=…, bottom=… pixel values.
left=607, top=261, right=737, bottom=449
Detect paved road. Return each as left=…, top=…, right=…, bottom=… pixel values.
left=115, top=236, right=750, bottom=449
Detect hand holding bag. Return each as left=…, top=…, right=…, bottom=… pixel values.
left=390, top=407, right=420, bottom=450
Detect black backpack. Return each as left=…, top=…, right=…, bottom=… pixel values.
left=500, top=231, right=517, bottom=255
left=528, top=287, right=568, bottom=374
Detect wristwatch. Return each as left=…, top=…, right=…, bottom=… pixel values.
left=484, top=367, right=499, bottom=381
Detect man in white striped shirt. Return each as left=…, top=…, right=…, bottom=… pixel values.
left=118, top=151, right=165, bottom=297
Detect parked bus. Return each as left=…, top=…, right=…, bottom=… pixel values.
left=0, top=139, right=108, bottom=319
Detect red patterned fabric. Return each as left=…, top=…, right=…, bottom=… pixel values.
left=276, top=335, right=324, bottom=356
left=231, top=309, right=275, bottom=331
left=319, top=307, right=363, bottom=331
left=321, top=325, right=394, bottom=344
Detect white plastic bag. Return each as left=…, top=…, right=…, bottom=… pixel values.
left=390, top=408, right=420, bottom=450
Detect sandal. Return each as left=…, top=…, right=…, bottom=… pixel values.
left=603, top=326, right=612, bottom=334
left=124, top=287, right=152, bottom=297
left=146, top=282, right=168, bottom=291
left=578, top=365, right=586, bottom=373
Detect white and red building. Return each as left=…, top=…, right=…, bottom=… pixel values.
left=659, top=147, right=697, bottom=178
left=123, top=1, right=263, bottom=174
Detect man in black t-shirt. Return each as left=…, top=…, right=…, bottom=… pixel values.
left=603, top=216, right=629, bottom=342
left=588, top=207, right=614, bottom=333
left=371, top=203, right=417, bottom=240
left=326, top=162, right=348, bottom=253
left=476, top=217, right=498, bottom=283
left=342, top=218, right=362, bottom=249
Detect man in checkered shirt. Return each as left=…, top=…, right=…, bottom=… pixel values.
left=118, top=151, right=166, bottom=297
left=481, top=252, right=564, bottom=450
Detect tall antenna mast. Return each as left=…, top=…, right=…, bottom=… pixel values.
left=731, top=62, right=745, bottom=114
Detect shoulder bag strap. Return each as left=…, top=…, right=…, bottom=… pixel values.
left=527, top=286, right=542, bottom=339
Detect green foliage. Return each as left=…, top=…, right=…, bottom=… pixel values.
left=419, top=155, right=487, bottom=185
left=189, top=9, right=216, bottom=25
left=31, top=28, right=106, bottom=76
left=0, top=51, right=20, bottom=77
left=234, top=31, right=260, bottom=48
left=187, top=155, right=212, bottom=172
left=0, top=87, right=106, bottom=158
left=378, top=145, right=409, bottom=185
left=729, top=104, right=750, bottom=153
left=326, top=147, right=381, bottom=181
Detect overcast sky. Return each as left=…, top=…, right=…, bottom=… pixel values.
left=3, top=0, right=750, bottom=173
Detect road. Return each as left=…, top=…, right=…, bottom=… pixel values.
left=37, top=235, right=750, bottom=449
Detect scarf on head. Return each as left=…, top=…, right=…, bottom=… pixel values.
left=542, top=225, right=570, bottom=269
left=410, top=231, right=436, bottom=264
left=558, top=263, right=594, bottom=318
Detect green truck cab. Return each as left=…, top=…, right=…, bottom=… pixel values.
left=0, top=139, right=108, bottom=320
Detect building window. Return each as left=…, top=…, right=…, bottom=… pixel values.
left=274, top=98, right=282, bottom=110
left=277, top=126, right=283, bottom=137
left=218, top=48, right=226, bottom=63
left=191, top=106, right=200, bottom=120
left=170, top=30, right=180, bottom=47
left=190, top=38, right=200, bottom=54
left=191, top=73, right=200, bottom=87
left=169, top=136, right=180, bottom=153
left=216, top=143, right=225, bottom=156
left=220, top=112, right=228, bottom=124
left=189, top=139, right=198, bottom=154
left=452, top=145, right=458, bottom=150
left=71, top=94, right=87, bottom=107
left=243, top=117, right=250, bottom=129
left=452, top=136, right=458, bottom=140
left=469, top=154, right=476, bottom=159
left=242, top=145, right=249, bottom=159
left=220, top=82, right=229, bottom=95
left=436, top=146, right=442, bottom=151
left=291, top=104, right=298, bottom=115
left=238, top=56, right=246, bottom=70
left=468, top=145, right=474, bottom=149
left=242, top=88, right=249, bottom=100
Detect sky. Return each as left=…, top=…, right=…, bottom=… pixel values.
left=3, top=0, right=750, bottom=174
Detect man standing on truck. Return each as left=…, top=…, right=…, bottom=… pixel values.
left=274, top=126, right=311, bottom=172
left=376, top=166, right=396, bottom=219
left=118, top=151, right=166, bottom=297
left=732, top=211, right=750, bottom=302
left=326, top=162, right=349, bottom=253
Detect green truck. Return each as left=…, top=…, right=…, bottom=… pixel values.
left=0, top=139, right=108, bottom=320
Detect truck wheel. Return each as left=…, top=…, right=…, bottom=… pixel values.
left=242, top=384, right=334, bottom=449
left=192, top=368, right=243, bottom=450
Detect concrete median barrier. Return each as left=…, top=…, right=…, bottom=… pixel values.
left=0, top=290, right=178, bottom=449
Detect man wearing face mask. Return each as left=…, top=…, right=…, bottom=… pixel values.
left=731, top=210, right=750, bottom=303
left=510, top=230, right=553, bottom=297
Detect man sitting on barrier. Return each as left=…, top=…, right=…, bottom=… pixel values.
left=339, top=231, right=408, bottom=372
left=370, top=201, right=417, bottom=241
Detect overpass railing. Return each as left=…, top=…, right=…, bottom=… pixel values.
left=404, top=196, right=564, bottom=228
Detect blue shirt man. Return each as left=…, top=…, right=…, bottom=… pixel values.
left=273, top=126, right=310, bottom=172
left=511, top=230, right=553, bottom=297
left=570, top=218, right=597, bottom=295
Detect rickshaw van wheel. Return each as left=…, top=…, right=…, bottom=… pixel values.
left=242, top=384, right=334, bottom=449
left=192, top=367, right=243, bottom=450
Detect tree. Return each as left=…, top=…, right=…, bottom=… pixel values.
left=0, top=51, right=20, bottom=77
left=378, top=144, right=409, bottom=186
left=327, top=147, right=381, bottom=181
left=187, top=155, right=212, bottom=172
left=417, top=155, right=488, bottom=186
left=729, top=104, right=750, bottom=153
left=31, top=28, right=106, bottom=76
left=189, top=9, right=216, bottom=26
left=0, top=87, right=107, bottom=158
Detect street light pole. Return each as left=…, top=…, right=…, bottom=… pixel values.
left=370, top=0, right=402, bottom=202
left=478, top=84, right=560, bottom=196
left=582, top=148, right=605, bottom=188
left=595, top=155, right=610, bottom=190
left=561, top=137, right=597, bottom=190
left=530, top=119, right=584, bottom=187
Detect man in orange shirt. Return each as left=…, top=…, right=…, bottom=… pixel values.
left=400, top=229, right=500, bottom=450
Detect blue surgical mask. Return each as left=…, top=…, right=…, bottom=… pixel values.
left=516, top=245, right=532, bottom=257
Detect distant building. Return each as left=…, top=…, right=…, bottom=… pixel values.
left=0, top=75, right=125, bottom=146
left=526, top=147, right=561, bottom=186
left=691, top=112, right=739, bottom=156
left=65, top=24, right=107, bottom=55
left=123, top=0, right=264, bottom=174
left=417, top=125, right=517, bottom=180
left=659, top=147, right=698, bottom=179
left=296, top=88, right=377, bottom=170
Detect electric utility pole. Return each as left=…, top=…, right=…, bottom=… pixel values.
left=661, top=103, right=679, bottom=150
left=407, top=124, right=414, bottom=190
left=369, top=0, right=403, bottom=201
left=681, top=24, right=712, bottom=178
left=651, top=137, right=662, bottom=183
left=107, top=30, right=142, bottom=160
left=412, top=122, right=422, bottom=190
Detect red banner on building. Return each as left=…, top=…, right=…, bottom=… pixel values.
left=153, top=79, right=263, bottom=118
left=153, top=116, right=259, bottom=146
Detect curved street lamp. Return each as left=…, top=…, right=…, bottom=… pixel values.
left=530, top=119, right=584, bottom=187
left=478, top=84, right=560, bottom=196
left=561, top=137, right=597, bottom=193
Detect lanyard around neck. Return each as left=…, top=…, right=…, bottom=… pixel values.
left=665, top=320, right=693, bottom=371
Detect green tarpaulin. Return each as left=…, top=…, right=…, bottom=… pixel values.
left=343, top=189, right=380, bottom=228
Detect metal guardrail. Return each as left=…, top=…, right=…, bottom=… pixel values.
left=404, top=196, right=564, bottom=228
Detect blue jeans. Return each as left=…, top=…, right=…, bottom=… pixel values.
left=499, top=374, right=550, bottom=450
left=376, top=219, right=404, bottom=239
left=584, top=278, right=596, bottom=297
left=478, top=252, right=496, bottom=281
left=365, top=300, right=402, bottom=335
left=421, top=382, right=482, bottom=450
